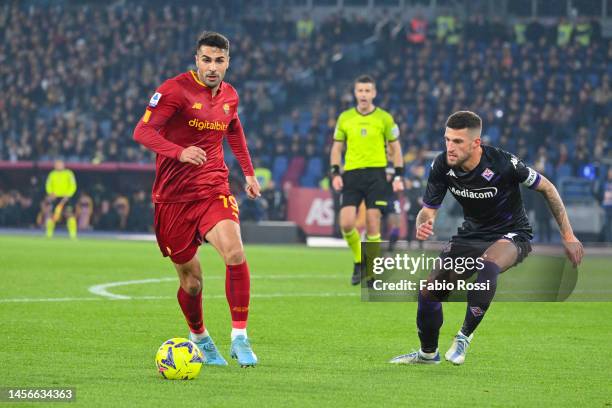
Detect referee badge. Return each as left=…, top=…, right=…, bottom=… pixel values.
left=361, top=128, right=367, bottom=136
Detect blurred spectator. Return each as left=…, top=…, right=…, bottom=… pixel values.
left=239, top=195, right=266, bottom=222
left=261, top=180, right=286, bottom=221
left=254, top=166, right=272, bottom=191
left=574, top=18, right=592, bottom=47
left=407, top=14, right=427, bottom=45
left=513, top=20, right=527, bottom=44
left=403, top=178, right=424, bottom=245
left=296, top=13, right=314, bottom=40
left=114, top=196, right=130, bottom=230
left=95, top=199, right=120, bottom=231
left=76, top=192, right=94, bottom=230
left=436, top=15, right=460, bottom=45
left=557, top=18, right=573, bottom=46
left=127, top=190, right=153, bottom=232
left=0, top=191, right=20, bottom=226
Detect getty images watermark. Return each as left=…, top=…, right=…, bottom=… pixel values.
left=361, top=241, right=593, bottom=302
left=369, top=253, right=489, bottom=292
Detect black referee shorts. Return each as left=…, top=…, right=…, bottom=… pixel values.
left=341, top=167, right=389, bottom=211
left=49, top=197, right=77, bottom=217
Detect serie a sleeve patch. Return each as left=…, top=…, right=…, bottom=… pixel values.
left=149, top=92, right=162, bottom=107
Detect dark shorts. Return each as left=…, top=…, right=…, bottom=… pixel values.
left=341, top=168, right=388, bottom=211
left=443, top=230, right=533, bottom=270
left=424, top=231, right=533, bottom=301
left=154, top=194, right=240, bottom=265
left=49, top=197, right=76, bottom=220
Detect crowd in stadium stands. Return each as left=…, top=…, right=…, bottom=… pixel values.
left=0, top=2, right=610, bottom=239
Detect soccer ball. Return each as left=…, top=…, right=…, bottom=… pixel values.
left=155, top=338, right=203, bottom=380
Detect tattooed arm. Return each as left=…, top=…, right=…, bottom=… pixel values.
left=534, top=175, right=584, bottom=266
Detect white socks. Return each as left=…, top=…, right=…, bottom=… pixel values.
left=190, top=329, right=209, bottom=342
left=190, top=328, right=247, bottom=341
left=231, top=328, right=247, bottom=340
left=419, top=349, right=438, bottom=359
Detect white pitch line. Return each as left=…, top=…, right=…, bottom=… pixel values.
left=87, top=274, right=345, bottom=300
left=88, top=278, right=176, bottom=300
left=134, top=292, right=358, bottom=300
left=0, top=297, right=102, bottom=303
left=0, top=292, right=358, bottom=304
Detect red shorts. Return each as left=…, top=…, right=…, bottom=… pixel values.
left=154, top=194, right=240, bottom=264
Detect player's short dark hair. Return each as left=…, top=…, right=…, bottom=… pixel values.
left=355, top=75, right=376, bottom=86
left=196, top=31, right=230, bottom=54
left=446, top=111, right=482, bottom=131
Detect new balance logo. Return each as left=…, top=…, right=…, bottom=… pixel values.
left=192, top=102, right=202, bottom=110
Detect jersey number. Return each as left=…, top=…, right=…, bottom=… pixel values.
left=218, top=194, right=239, bottom=217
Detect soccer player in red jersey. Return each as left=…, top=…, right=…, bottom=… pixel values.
left=133, top=32, right=260, bottom=367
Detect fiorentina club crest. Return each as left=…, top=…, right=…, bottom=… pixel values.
left=470, top=306, right=484, bottom=317
left=223, top=103, right=230, bottom=115
left=481, top=168, right=495, bottom=181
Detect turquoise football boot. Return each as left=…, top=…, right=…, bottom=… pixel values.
left=230, top=335, right=258, bottom=367
left=189, top=333, right=228, bottom=366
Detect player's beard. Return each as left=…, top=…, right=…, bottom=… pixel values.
left=447, top=151, right=469, bottom=168
left=200, top=70, right=223, bottom=88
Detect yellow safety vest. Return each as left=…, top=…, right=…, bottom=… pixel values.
left=557, top=23, right=573, bottom=46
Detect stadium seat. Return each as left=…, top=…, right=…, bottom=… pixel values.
left=299, top=157, right=323, bottom=187
left=298, top=117, right=311, bottom=136
left=281, top=156, right=305, bottom=186
left=555, top=164, right=573, bottom=181
left=272, top=155, right=289, bottom=186
left=282, top=118, right=296, bottom=135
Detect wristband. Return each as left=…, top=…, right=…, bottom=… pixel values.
left=394, top=166, right=404, bottom=178
left=331, top=165, right=341, bottom=176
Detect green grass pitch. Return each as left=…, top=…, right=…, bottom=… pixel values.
left=0, top=235, right=611, bottom=407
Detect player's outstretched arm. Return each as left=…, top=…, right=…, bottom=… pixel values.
left=415, top=207, right=437, bottom=241
left=330, top=141, right=344, bottom=192
left=534, top=175, right=584, bottom=266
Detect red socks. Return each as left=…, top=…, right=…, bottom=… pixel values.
left=177, top=261, right=250, bottom=333
left=225, top=261, right=250, bottom=329
left=177, top=286, right=204, bottom=334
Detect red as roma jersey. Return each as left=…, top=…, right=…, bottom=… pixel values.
left=133, top=71, right=254, bottom=203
